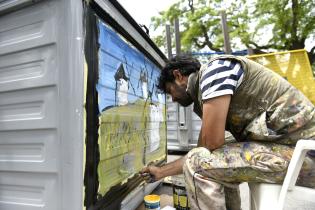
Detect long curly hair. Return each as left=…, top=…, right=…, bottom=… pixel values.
left=157, top=55, right=201, bottom=92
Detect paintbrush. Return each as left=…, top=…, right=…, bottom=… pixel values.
left=139, top=171, right=156, bottom=183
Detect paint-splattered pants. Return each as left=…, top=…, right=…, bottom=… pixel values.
left=183, top=142, right=315, bottom=210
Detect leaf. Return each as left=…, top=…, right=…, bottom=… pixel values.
left=148, top=0, right=315, bottom=65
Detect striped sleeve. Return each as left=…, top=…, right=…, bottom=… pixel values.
left=200, top=59, right=244, bottom=100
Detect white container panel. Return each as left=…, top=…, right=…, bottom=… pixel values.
left=166, top=102, right=177, bottom=112
left=0, top=45, right=57, bottom=93
left=0, top=172, right=58, bottom=210
left=167, top=130, right=178, bottom=140
left=192, top=112, right=201, bottom=121
left=167, top=111, right=177, bottom=122
left=192, top=131, right=200, bottom=141
left=0, top=87, right=57, bottom=130
left=167, top=121, right=177, bottom=130
left=0, top=3, right=57, bottom=56
left=0, top=130, right=58, bottom=173
left=0, top=0, right=84, bottom=210
left=192, top=120, right=202, bottom=131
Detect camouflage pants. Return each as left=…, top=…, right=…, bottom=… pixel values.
left=183, top=142, right=315, bottom=210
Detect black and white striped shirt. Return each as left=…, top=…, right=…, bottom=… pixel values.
left=200, top=59, right=244, bottom=100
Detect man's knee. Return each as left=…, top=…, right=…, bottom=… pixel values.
left=183, top=147, right=211, bottom=186
left=185, top=147, right=211, bottom=170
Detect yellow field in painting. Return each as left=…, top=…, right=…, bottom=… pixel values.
left=97, top=99, right=166, bottom=195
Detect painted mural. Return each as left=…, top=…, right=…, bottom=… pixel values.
left=96, top=20, right=166, bottom=196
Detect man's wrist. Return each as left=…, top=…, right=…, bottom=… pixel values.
left=158, top=166, right=165, bottom=179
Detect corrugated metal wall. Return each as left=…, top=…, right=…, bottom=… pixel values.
left=0, top=0, right=84, bottom=209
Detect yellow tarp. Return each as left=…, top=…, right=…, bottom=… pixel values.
left=248, top=49, right=315, bottom=104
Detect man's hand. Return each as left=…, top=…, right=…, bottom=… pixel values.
left=139, top=165, right=163, bottom=183
left=140, top=157, right=185, bottom=183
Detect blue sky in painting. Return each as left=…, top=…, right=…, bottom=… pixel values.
left=96, top=21, right=164, bottom=112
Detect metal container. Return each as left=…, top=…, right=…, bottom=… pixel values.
left=0, top=0, right=167, bottom=209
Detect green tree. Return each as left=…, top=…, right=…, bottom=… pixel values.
left=151, top=0, right=226, bottom=52
left=150, top=0, right=315, bottom=64
left=248, top=0, right=315, bottom=63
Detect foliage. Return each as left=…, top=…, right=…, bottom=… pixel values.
left=150, top=0, right=315, bottom=63
left=150, top=0, right=225, bottom=52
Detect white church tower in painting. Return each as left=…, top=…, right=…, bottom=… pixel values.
left=140, top=69, right=148, bottom=99
left=114, top=63, right=129, bottom=106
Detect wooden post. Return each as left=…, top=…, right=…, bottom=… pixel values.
left=247, top=47, right=254, bottom=55
left=220, top=10, right=232, bottom=54
left=174, top=18, right=181, bottom=55
left=165, top=24, right=172, bottom=59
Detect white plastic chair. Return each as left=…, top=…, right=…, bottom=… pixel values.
left=249, top=140, right=315, bottom=210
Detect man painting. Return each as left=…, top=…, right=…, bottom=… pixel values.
left=141, top=55, right=315, bottom=210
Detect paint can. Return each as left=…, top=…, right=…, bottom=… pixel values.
left=172, top=184, right=190, bottom=210
left=144, top=194, right=160, bottom=210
